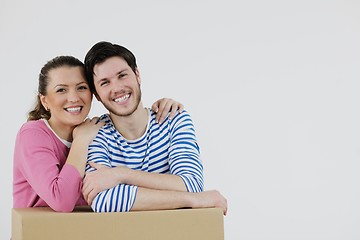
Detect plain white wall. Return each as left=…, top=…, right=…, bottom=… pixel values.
left=1, top=0, right=360, bottom=239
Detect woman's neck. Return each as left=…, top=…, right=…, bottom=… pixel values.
left=47, top=119, right=75, bottom=142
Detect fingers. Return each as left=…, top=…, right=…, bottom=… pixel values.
left=90, top=117, right=100, bottom=123
left=82, top=174, right=98, bottom=205
left=82, top=177, right=90, bottom=203
left=87, top=190, right=97, bottom=205
left=89, top=117, right=98, bottom=123
left=203, top=190, right=228, bottom=216
left=223, top=199, right=228, bottom=216
left=217, top=192, right=228, bottom=216
left=90, top=117, right=105, bottom=126
left=89, top=162, right=107, bottom=169
left=152, top=98, right=166, bottom=123
left=156, top=100, right=173, bottom=124
left=151, top=100, right=160, bottom=113
left=83, top=116, right=105, bottom=126
left=82, top=164, right=111, bottom=205
left=82, top=184, right=96, bottom=205
left=168, top=102, right=184, bottom=120
left=178, top=103, right=184, bottom=113
left=153, top=98, right=184, bottom=124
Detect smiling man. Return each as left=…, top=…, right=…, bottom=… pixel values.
left=82, top=41, right=227, bottom=215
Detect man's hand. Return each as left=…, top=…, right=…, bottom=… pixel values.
left=82, top=162, right=124, bottom=205
left=191, top=190, right=228, bottom=216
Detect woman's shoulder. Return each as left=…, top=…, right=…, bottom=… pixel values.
left=18, top=119, right=50, bottom=136
left=16, top=119, right=62, bottom=148
left=20, top=119, right=47, bottom=130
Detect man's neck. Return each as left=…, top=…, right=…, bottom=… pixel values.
left=109, top=103, right=149, bottom=140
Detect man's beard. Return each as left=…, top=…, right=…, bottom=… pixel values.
left=104, top=87, right=142, bottom=117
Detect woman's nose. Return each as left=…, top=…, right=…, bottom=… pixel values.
left=68, top=90, right=80, bottom=102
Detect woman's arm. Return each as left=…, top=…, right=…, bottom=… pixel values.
left=16, top=118, right=103, bottom=212
left=16, top=127, right=83, bottom=212
left=66, top=117, right=104, bottom=177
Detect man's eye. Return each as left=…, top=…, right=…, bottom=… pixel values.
left=100, top=81, right=109, bottom=86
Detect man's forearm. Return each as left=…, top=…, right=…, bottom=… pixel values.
left=131, top=188, right=228, bottom=215
left=90, top=184, right=228, bottom=215
left=130, top=187, right=192, bottom=211
left=121, top=168, right=187, bottom=192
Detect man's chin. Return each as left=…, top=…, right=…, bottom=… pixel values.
left=107, top=102, right=140, bottom=116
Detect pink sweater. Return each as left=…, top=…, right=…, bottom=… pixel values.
left=13, top=120, right=87, bottom=212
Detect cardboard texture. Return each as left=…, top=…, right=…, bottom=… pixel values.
left=12, top=206, right=224, bottom=240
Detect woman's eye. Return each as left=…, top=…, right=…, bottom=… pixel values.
left=78, top=85, right=88, bottom=90
left=56, top=88, right=65, bottom=93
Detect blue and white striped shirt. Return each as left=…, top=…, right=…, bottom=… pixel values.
left=85, top=108, right=204, bottom=212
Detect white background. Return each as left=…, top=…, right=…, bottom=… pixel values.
left=1, top=0, right=360, bottom=239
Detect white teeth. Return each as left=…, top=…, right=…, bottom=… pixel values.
left=114, top=94, right=130, bottom=103
left=66, top=107, right=81, bottom=112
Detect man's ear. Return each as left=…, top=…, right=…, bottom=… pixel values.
left=135, top=68, right=141, bottom=85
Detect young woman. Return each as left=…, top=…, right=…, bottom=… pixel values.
left=13, top=56, right=184, bottom=212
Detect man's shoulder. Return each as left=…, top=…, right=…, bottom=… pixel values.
left=98, top=114, right=114, bottom=129
left=148, top=108, right=192, bottom=122
left=98, top=113, right=110, bottom=122
left=95, top=114, right=118, bottom=139
left=170, top=109, right=192, bottom=123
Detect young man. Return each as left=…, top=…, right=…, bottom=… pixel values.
left=82, top=41, right=227, bottom=215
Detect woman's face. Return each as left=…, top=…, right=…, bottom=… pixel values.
left=40, top=66, right=92, bottom=130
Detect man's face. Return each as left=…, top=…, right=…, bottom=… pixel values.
left=93, top=56, right=141, bottom=117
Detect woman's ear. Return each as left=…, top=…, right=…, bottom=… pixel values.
left=39, top=94, right=48, bottom=111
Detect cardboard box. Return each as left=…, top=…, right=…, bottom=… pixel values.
left=12, top=206, right=224, bottom=240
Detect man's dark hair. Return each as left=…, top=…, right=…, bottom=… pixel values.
left=84, top=41, right=138, bottom=93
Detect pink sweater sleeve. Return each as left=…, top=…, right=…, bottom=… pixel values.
left=16, top=126, right=83, bottom=212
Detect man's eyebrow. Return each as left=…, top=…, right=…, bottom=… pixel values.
left=94, top=73, right=108, bottom=83
left=97, top=77, right=108, bottom=83
left=96, top=69, right=127, bottom=83
left=117, top=69, right=128, bottom=75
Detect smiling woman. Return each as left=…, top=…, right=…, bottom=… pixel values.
left=13, top=56, right=104, bottom=212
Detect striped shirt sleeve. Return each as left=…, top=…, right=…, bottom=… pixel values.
left=168, top=111, right=204, bottom=192
left=86, top=128, right=138, bottom=212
